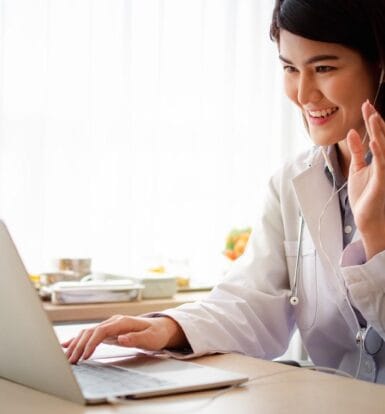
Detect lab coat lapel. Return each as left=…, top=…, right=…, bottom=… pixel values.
left=292, top=158, right=343, bottom=273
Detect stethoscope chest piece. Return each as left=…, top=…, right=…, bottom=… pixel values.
left=366, top=329, right=383, bottom=355
left=290, top=296, right=299, bottom=306
left=357, top=327, right=384, bottom=356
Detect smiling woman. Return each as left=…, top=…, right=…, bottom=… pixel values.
left=0, top=1, right=305, bottom=281
left=59, top=0, right=385, bottom=385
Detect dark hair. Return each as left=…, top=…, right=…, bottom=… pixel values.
left=270, top=0, right=385, bottom=116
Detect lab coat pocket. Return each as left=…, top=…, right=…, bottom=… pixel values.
left=284, top=240, right=317, bottom=331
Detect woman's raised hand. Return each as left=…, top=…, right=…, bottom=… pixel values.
left=347, top=100, right=385, bottom=259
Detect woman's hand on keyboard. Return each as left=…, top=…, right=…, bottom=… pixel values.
left=62, top=315, right=188, bottom=364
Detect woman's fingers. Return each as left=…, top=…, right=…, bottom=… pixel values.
left=363, top=99, right=385, bottom=185
left=347, top=128, right=366, bottom=174
left=369, top=113, right=385, bottom=182
left=62, top=315, right=122, bottom=353
left=63, top=316, right=180, bottom=364
left=370, top=113, right=385, bottom=155
left=80, top=319, right=135, bottom=361
left=362, top=100, right=376, bottom=140
left=67, top=329, right=95, bottom=363
left=364, top=101, right=385, bottom=151
left=369, top=103, right=385, bottom=136
left=66, top=317, right=152, bottom=363
left=61, top=338, right=74, bottom=348
left=350, top=100, right=385, bottom=176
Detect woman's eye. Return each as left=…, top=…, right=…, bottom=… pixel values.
left=315, top=65, right=335, bottom=73
left=283, top=65, right=297, bottom=73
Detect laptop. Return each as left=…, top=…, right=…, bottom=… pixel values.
left=0, top=220, right=248, bottom=404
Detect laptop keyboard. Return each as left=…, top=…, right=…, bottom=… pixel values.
left=72, top=363, right=172, bottom=397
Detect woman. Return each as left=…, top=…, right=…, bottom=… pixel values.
left=64, top=0, right=385, bottom=383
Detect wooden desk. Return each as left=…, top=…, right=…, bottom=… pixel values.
left=43, top=291, right=208, bottom=323
left=2, top=353, right=385, bottom=413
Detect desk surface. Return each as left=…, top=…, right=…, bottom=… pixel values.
left=2, top=353, right=385, bottom=414
left=43, top=291, right=208, bottom=322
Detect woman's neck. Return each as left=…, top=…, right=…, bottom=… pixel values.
left=336, top=141, right=351, bottom=179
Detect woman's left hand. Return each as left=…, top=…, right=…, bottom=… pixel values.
left=347, top=100, right=385, bottom=260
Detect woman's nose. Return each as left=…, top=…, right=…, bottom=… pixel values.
left=297, top=74, right=322, bottom=105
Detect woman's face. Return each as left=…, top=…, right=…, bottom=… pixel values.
left=279, top=29, right=378, bottom=148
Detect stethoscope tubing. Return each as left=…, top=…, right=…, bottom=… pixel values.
left=290, top=212, right=384, bottom=380
left=290, top=213, right=304, bottom=306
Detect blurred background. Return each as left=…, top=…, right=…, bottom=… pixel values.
left=0, top=0, right=308, bottom=284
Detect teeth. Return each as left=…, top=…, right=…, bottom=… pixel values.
left=309, top=107, right=338, bottom=118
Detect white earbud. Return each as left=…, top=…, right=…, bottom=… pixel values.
left=380, top=67, right=385, bottom=85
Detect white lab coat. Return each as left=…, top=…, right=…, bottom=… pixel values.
left=162, top=146, right=385, bottom=383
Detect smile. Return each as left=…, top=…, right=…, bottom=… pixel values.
left=308, top=107, right=339, bottom=119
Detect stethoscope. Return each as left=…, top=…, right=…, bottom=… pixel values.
left=289, top=213, right=304, bottom=306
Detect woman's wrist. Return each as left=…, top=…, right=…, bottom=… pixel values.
left=159, top=316, right=189, bottom=350
left=360, top=228, right=385, bottom=260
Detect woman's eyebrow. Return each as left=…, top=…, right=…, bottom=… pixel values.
left=279, top=54, right=340, bottom=65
